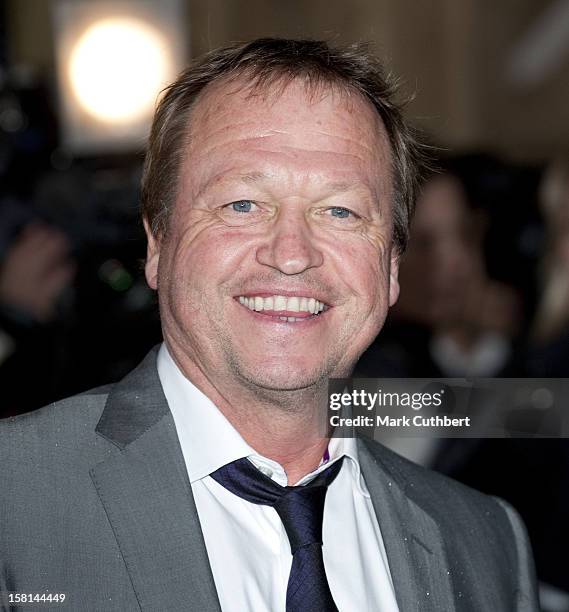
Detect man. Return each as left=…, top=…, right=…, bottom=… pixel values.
left=1, top=39, right=538, bottom=611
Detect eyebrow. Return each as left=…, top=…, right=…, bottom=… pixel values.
left=230, top=173, right=364, bottom=194
left=238, top=172, right=270, bottom=184
left=195, top=170, right=371, bottom=203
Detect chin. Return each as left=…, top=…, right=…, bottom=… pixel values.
left=235, top=359, right=330, bottom=392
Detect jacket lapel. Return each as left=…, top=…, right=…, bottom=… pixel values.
left=357, top=437, right=456, bottom=612
left=90, top=347, right=222, bottom=612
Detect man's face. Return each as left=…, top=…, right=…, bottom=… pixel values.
left=145, top=78, right=399, bottom=392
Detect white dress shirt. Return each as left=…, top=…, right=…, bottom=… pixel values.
left=157, top=343, right=399, bottom=612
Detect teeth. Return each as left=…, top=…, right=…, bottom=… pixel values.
left=288, top=297, right=300, bottom=312
left=274, top=295, right=287, bottom=311
left=237, top=294, right=328, bottom=314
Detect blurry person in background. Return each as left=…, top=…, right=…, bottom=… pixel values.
left=529, top=156, right=569, bottom=375
left=357, top=163, right=523, bottom=379
left=0, top=220, right=76, bottom=417
left=0, top=222, right=75, bottom=323
left=0, top=69, right=78, bottom=418
left=396, top=170, right=522, bottom=376
left=518, top=156, right=569, bottom=609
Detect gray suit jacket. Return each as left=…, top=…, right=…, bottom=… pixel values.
left=1, top=347, right=539, bottom=611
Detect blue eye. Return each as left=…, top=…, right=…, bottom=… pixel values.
left=329, top=207, right=352, bottom=218
left=231, top=200, right=253, bottom=213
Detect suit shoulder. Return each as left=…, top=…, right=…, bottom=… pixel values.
left=0, top=383, right=114, bottom=453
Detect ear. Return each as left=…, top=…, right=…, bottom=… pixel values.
left=143, top=218, right=160, bottom=290
left=388, top=250, right=400, bottom=307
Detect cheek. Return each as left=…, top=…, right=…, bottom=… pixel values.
left=353, top=227, right=392, bottom=293
left=328, top=241, right=389, bottom=319
left=339, top=238, right=388, bottom=290
left=167, top=223, right=255, bottom=294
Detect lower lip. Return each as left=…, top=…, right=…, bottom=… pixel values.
left=235, top=300, right=329, bottom=325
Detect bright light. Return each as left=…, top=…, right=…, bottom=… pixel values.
left=69, top=17, right=170, bottom=123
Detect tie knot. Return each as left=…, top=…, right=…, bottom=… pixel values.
left=210, top=456, right=344, bottom=550
left=275, top=485, right=328, bottom=552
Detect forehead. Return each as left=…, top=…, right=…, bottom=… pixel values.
left=180, top=75, right=392, bottom=196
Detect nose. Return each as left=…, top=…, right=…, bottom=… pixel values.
left=255, top=208, right=324, bottom=275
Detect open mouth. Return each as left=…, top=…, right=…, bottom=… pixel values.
left=235, top=294, right=330, bottom=322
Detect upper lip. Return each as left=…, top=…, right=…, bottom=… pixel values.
left=233, top=289, right=333, bottom=307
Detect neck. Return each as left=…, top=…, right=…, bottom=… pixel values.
left=238, top=415, right=330, bottom=484
left=166, top=342, right=331, bottom=485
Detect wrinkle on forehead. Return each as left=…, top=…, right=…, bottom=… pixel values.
left=178, top=75, right=393, bottom=209
left=187, top=74, right=387, bottom=148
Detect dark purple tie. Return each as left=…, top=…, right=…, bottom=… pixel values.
left=210, top=456, right=344, bottom=612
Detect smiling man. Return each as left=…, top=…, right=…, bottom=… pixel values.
left=1, top=39, right=538, bottom=611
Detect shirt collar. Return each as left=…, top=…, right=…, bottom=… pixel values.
left=157, top=342, right=369, bottom=497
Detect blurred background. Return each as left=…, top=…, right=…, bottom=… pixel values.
left=1, top=0, right=569, bottom=608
